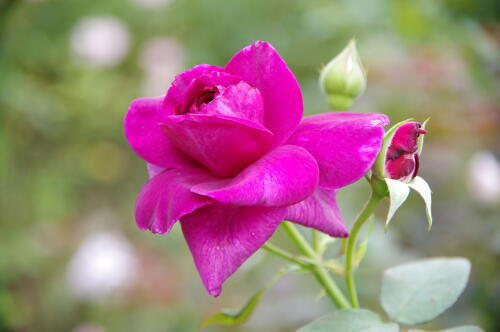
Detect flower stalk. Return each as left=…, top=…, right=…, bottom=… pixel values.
left=344, top=191, right=383, bottom=308
left=312, top=229, right=321, bottom=253
left=281, top=222, right=351, bottom=309
left=262, top=243, right=309, bottom=268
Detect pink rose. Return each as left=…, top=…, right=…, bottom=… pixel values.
left=125, top=41, right=389, bottom=296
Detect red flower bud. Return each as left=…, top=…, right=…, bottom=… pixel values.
left=384, top=122, right=426, bottom=182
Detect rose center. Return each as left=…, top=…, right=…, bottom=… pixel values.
left=187, top=87, right=219, bottom=114
left=195, top=88, right=218, bottom=107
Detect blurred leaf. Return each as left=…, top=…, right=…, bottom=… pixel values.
left=324, top=259, right=345, bottom=275
left=354, top=240, right=368, bottom=267
left=317, top=233, right=336, bottom=256
left=410, top=326, right=484, bottom=332
left=385, top=178, right=411, bottom=230
left=354, top=218, right=373, bottom=267
left=408, top=176, right=433, bottom=231
left=381, top=257, right=471, bottom=325
left=200, top=268, right=291, bottom=327
left=200, top=290, right=264, bottom=327
left=297, top=309, right=399, bottom=332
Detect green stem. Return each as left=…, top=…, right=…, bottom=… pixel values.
left=262, top=243, right=309, bottom=268
left=345, top=192, right=383, bottom=308
left=281, top=222, right=316, bottom=257
left=312, top=229, right=320, bottom=253
left=281, top=222, right=351, bottom=309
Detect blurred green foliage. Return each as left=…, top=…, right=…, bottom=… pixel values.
left=0, top=0, right=499, bottom=331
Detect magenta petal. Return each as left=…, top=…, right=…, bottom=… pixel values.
left=164, top=64, right=225, bottom=114
left=286, top=189, right=348, bottom=237
left=135, top=168, right=216, bottom=234
left=180, top=203, right=286, bottom=296
left=225, top=41, right=303, bottom=147
left=387, top=122, right=422, bottom=157
left=198, top=81, right=265, bottom=124
left=385, top=154, right=417, bottom=182
left=125, top=97, right=194, bottom=168
left=192, top=145, right=319, bottom=207
left=287, top=112, right=389, bottom=189
left=146, top=163, right=166, bottom=179
left=161, top=114, right=274, bottom=177
left=180, top=71, right=243, bottom=114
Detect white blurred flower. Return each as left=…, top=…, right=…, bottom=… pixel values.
left=467, top=151, right=500, bottom=207
left=67, top=231, right=137, bottom=301
left=71, top=16, right=130, bottom=68
left=132, top=0, right=172, bottom=10
left=139, top=37, right=184, bottom=96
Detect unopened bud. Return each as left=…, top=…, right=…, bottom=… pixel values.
left=319, top=39, right=366, bottom=110
left=373, top=120, right=428, bottom=183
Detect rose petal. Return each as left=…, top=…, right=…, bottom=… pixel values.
left=124, top=97, right=194, bottom=168
left=161, top=114, right=274, bottom=177
left=286, top=189, right=348, bottom=237
left=387, top=122, right=422, bottom=157
left=198, top=81, right=265, bottom=124
left=135, top=168, right=216, bottom=234
left=287, top=112, right=389, bottom=189
left=164, top=64, right=225, bottom=114
left=385, top=153, right=417, bottom=182
left=225, top=41, right=303, bottom=147
left=180, top=203, right=286, bottom=296
left=180, top=71, right=243, bottom=114
left=192, top=145, right=319, bottom=207
left=146, top=163, right=166, bottom=179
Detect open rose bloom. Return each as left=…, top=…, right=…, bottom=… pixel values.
left=125, top=41, right=389, bottom=296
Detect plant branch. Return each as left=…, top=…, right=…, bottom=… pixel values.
left=281, top=221, right=351, bottom=309
left=262, top=243, right=309, bottom=268
left=345, top=192, right=383, bottom=308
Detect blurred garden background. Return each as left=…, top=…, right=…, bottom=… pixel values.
left=0, top=0, right=499, bottom=331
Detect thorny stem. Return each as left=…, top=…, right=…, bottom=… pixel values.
left=281, top=221, right=351, bottom=309
left=344, top=192, right=383, bottom=308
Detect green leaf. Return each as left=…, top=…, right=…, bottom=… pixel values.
left=385, top=178, right=411, bottom=230
left=408, top=176, right=433, bottom=230
left=200, top=269, right=289, bottom=327
left=417, top=117, right=430, bottom=155
left=297, top=309, right=399, bottom=332
left=200, top=290, right=264, bottom=327
left=381, top=257, right=471, bottom=325
left=439, top=327, right=484, bottom=332
left=409, top=326, right=484, bottom=332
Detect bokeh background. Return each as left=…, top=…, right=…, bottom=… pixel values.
left=1, top=0, right=499, bottom=331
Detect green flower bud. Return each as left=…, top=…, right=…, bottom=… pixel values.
left=319, top=39, right=367, bottom=110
